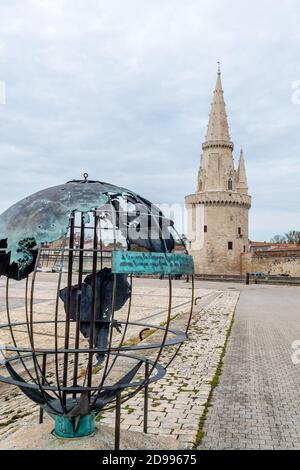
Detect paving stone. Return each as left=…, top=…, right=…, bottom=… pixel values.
left=101, top=290, right=238, bottom=445
left=200, top=285, right=300, bottom=450
left=0, top=277, right=238, bottom=449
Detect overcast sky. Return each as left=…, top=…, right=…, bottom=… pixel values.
left=0, top=0, right=300, bottom=241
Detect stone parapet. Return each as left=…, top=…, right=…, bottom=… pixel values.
left=202, top=140, right=234, bottom=151
left=185, top=191, right=251, bottom=209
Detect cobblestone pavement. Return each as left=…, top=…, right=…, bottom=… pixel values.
left=0, top=275, right=239, bottom=449
left=99, top=289, right=238, bottom=449
left=200, top=284, right=300, bottom=450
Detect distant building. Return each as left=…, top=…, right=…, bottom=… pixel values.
left=249, top=241, right=300, bottom=252
left=185, top=65, right=251, bottom=275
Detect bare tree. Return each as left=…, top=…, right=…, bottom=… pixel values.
left=284, top=230, right=300, bottom=244
left=270, top=231, right=300, bottom=245
left=270, top=234, right=286, bottom=243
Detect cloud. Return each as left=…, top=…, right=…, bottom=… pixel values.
left=0, top=0, right=300, bottom=241
left=250, top=209, right=300, bottom=241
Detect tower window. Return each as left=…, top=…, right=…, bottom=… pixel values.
left=228, top=179, right=233, bottom=190
left=228, top=241, right=233, bottom=250
left=243, top=245, right=246, bottom=253
left=238, top=227, right=241, bottom=235
left=204, top=225, right=207, bottom=233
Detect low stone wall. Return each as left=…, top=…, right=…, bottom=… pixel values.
left=241, top=250, right=300, bottom=277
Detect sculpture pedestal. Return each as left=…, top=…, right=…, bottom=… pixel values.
left=54, top=413, right=96, bottom=438
left=0, top=420, right=178, bottom=450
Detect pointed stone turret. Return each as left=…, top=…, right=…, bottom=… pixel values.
left=236, top=147, right=248, bottom=194
left=198, top=63, right=235, bottom=192
left=204, top=63, right=232, bottom=148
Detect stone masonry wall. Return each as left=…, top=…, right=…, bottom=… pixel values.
left=187, top=201, right=249, bottom=275
left=241, top=251, right=300, bottom=276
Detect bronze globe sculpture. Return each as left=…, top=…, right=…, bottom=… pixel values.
left=0, top=176, right=194, bottom=449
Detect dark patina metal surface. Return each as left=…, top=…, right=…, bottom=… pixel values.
left=0, top=177, right=194, bottom=447
left=0, top=179, right=175, bottom=280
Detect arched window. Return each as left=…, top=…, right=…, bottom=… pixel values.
left=228, top=179, right=233, bottom=190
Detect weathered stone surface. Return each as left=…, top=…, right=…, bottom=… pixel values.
left=200, top=283, right=300, bottom=450
left=0, top=276, right=239, bottom=450
left=99, top=289, right=238, bottom=449
left=185, top=67, right=251, bottom=276
left=241, top=250, right=300, bottom=276
left=0, top=420, right=178, bottom=450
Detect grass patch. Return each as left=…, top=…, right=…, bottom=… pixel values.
left=122, top=328, right=156, bottom=347
left=193, top=313, right=235, bottom=449
left=160, top=313, right=180, bottom=327
left=95, top=413, right=104, bottom=422
left=92, top=364, right=104, bottom=374
left=0, top=412, right=33, bottom=427
left=122, top=313, right=181, bottom=348
left=151, top=401, right=161, bottom=408
left=124, top=405, right=135, bottom=414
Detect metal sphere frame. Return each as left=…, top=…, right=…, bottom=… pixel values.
left=0, top=177, right=194, bottom=449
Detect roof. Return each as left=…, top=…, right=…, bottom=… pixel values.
left=205, top=64, right=231, bottom=143
left=250, top=241, right=300, bottom=251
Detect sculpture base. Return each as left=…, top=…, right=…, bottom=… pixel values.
left=54, top=413, right=96, bottom=438
left=0, top=420, right=179, bottom=450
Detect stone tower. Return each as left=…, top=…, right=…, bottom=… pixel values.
left=185, top=65, right=251, bottom=275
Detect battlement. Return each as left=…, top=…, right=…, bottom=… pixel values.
left=185, top=191, right=251, bottom=209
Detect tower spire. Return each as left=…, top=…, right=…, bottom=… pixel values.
left=205, top=63, right=232, bottom=145
left=236, top=146, right=248, bottom=194
left=186, top=65, right=251, bottom=276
